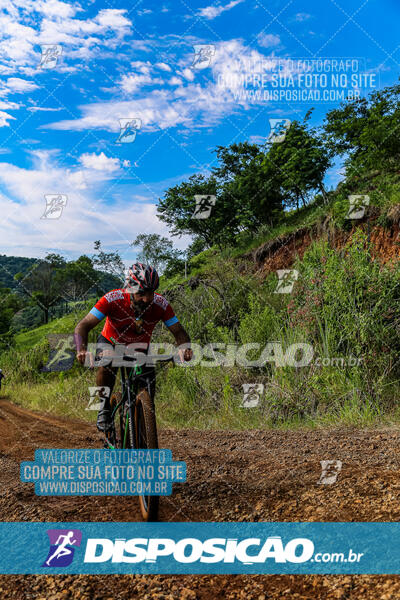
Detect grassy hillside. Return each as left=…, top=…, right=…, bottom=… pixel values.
left=1, top=176, right=400, bottom=429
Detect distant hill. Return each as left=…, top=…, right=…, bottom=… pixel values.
left=0, top=254, right=121, bottom=293
left=0, top=255, right=37, bottom=288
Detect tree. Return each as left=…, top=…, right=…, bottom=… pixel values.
left=157, top=174, right=224, bottom=247
left=213, top=142, right=284, bottom=228
left=213, top=142, right=261, bottom=181
left=157, top=147, right=285, bottom=248
left=266, top=115, right=332, bottom=210
left=132, top=233, right=182, bottom=274
left=56, top=255, right=99, bottom=301
left=323, top=82, right=400, bottom=176
left=15, top=253, right=66, bottom=323
left=187, top=236, right=208, bottom=260
left=0, top=284, right=23, bottom=334
left=157, top=123, right=331, bottom=247
left=92, top=241, right=125, bottom=282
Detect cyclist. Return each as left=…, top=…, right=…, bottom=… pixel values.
left=74, top=263, right=192, bottom=432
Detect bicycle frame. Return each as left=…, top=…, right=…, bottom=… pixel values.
left=106, top=361, right=157, bottom=449
left=104, top=355, right=174, bottom=450
left=104, top=364, right=136, bottom=449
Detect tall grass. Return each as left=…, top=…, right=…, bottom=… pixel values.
left=156, top=231, right=400, bottom=428
left=1, top=231, right=400, bottom=430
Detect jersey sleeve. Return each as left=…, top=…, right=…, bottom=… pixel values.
left=162, top=302, right=179, bottom=328
left=90, top=295, right=110, bottom=321
left=90, top=289, right=125, bottom=321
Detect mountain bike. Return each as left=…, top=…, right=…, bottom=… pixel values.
left=103, top=354, right=173, bottom=521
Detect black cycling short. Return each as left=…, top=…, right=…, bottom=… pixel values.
left=95, top=334, right=156, bottom=399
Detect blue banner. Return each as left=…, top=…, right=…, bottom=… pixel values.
left=0, top=522, right=399, bottom=574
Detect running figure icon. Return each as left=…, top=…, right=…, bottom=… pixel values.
left=45, top=531, right=78, bottom=566
left=41, top=337, right=76, bottom=372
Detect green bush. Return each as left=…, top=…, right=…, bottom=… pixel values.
left=289, top=231, right=400, bottom=370
left=3, top=226, right=400, bottom=430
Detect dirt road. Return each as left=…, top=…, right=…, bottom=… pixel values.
left=0, top=396, right=400, bottom=599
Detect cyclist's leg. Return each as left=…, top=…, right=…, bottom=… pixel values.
left=94, top=334, right=117, bottom=431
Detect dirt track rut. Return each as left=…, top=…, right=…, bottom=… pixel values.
left=1, top=396, right=400, bottom=598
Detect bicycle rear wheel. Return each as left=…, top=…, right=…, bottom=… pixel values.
left=134, top=389, right=159, bottom=521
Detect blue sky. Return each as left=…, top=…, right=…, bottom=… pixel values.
left=0, top=0, right=398, bottom=264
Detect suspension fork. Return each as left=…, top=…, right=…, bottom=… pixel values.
left=121, top=365, right=139, bottom=449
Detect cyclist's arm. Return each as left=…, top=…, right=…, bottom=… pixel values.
left=74, top=313, right=102, bottom=364
left=167, top=322, right=192, bottom=361
left=168, top=321, right=190, bottom=345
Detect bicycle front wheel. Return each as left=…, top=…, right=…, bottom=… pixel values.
left=134, top=389, right=159, bottom=521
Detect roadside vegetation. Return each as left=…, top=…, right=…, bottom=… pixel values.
left=1, top=82, right=400, bottom=429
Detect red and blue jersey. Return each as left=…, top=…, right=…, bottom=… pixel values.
left=90, top=289, right=178, bottom=345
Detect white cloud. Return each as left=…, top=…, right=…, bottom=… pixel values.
left=0, top=4, right=132, bottom=77
left=27, top=106, right=62, bottom=112
left=156, top=62, right=172, bottom=72
left=66, top=168, right=87, bottom=190
left=94, top=8, right=131, bottom=30
left=295, top=12, right=311, bottom=22
left=5, top=77, right=39, bottom=93
left=118, top=61, right=165, bottom=93
left=0, top=150, right=188, bottom=258
left=248, top=135, right=266, bottom=144
left=33, top=0, right=78, bottom=19
left=257, top=33, right=281, bottom=48
left=198, top=0, right=244, bottom=19
left=168, top=76, right=183, bottom=86
left=48, top=89, right=195, bottom=132
left=79, top=152, right=120, bottom=172
left=46, top=39, right=298, bottom=134
left=120, top=73, right=151, bottom=93
left=0, top=111, right=15, bottom=127
left=181, top=68, right=195, bottom=81
left=0, top=100, right=19, bottom=110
